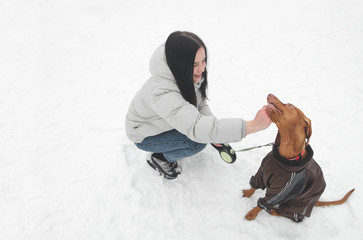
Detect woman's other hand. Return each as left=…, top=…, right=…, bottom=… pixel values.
left=212, top=143, right=223, bottom=147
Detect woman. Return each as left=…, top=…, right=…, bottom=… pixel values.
left=125, top=31, right=271, bottom=179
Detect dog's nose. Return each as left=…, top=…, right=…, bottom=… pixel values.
left=267, top=94, right=277, bottom=103
left=268, top=93, right=276, bottom=99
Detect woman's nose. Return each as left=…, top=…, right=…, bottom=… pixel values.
left=199, top=64, right=205, bottom=73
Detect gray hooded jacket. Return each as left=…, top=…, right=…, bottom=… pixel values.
left=125, top=44, right=246, bottom=143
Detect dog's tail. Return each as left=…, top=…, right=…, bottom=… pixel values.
left=315, top=188, right=355, bottom=207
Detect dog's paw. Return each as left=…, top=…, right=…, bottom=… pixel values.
left=245, top=212, right=257, bottom=221
left=244, top=206, right=262, bottom=221
left=242, top=188, right=256, bottom=197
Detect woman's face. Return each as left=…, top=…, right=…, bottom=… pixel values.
left=193, top=47, right=206, bottom=83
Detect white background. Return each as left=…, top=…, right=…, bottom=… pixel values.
left=1, top=0, right=363, bottom=239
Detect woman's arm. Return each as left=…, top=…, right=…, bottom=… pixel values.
left=213, top=105, right=271, bottom=146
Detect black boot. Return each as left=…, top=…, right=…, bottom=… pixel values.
left=146, top=153, right=181, bottom=179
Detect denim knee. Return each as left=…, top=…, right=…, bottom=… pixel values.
left=134, top=129, right=208, bottom=162
left=193, top=142, right=207, bottom=154
left=163, top=142, right=207, bottom=162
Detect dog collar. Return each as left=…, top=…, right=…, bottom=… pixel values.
left=273, top=144, right=313, bottom=167
left=287, top=149, right=305, bottom=161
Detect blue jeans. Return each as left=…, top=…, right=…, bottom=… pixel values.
left=135, top=129, right=207, bottom=162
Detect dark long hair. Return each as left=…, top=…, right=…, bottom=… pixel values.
left=165, top=31, right=208, bottom=106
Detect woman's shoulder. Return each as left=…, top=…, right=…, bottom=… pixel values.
left=149, top=76, right=179, bottom=95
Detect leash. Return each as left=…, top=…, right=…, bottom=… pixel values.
left=234, top=142, right=274, bottom=152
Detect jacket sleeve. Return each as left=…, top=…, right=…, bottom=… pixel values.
left=249, top=158, right=267, bottom=190
left=151, top=86, right=245, bottom=143
left=198, top=98, right=214, bottom=116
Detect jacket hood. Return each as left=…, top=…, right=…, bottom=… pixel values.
left=149, top=44, right=174, bottom=80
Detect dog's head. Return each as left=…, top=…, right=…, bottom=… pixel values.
left=266, top=94, right=312, bottom=145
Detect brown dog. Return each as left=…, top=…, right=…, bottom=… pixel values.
left=242, top=94, right=354, bottom=222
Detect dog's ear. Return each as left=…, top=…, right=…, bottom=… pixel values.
left=304, top=118, right=312, bottom=145
left=275, top=131, right=281, bottom=145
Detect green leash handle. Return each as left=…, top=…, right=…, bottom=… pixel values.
left=211, top=143, right=236, bottom=163
left=212, top=142, right=274, bottom=164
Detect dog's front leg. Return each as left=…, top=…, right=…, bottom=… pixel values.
left=242, top=188, right=256, bottom=197
left=245, top=206, right=263, bottom=220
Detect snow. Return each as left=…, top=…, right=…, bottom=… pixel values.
left=1, top=0, right=363, bottom=239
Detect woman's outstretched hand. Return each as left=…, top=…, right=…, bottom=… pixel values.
left=245, top=105, right=272, bottom=136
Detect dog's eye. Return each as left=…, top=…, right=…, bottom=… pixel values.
left=288, top=104, right=294, bottom=108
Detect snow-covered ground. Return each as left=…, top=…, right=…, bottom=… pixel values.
left=1, top=0, right=363, bottom=239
